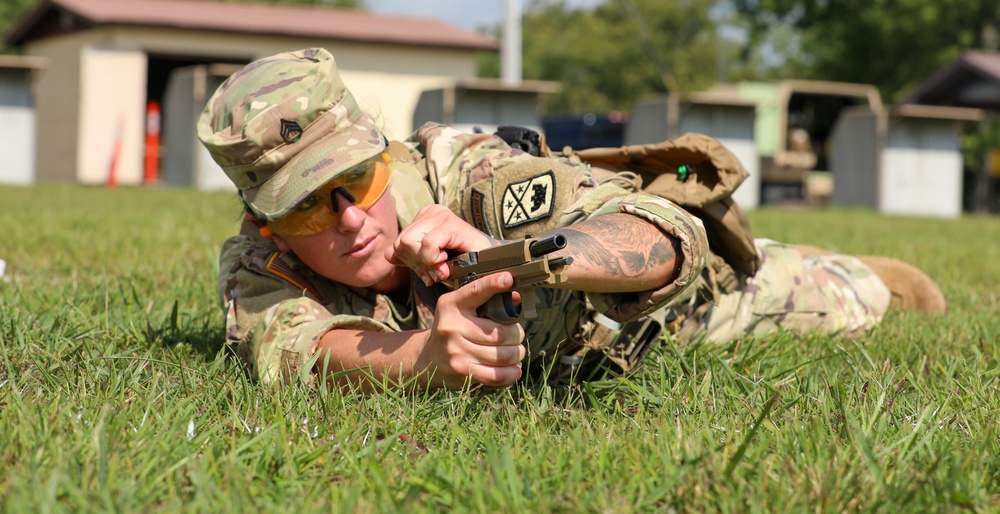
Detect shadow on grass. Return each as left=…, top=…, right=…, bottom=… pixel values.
left=141, top=300, right=230, bottom=363
left=509, top=338, right=735, bottom=410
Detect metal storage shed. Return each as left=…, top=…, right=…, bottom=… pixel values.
left=904, top=50, right=1000, bottom=213
left=0, top=55, right=45, bottom=185
left=831, top=104, right=983, bottom=218
left=625, top=92, right=760, bottom=209
left=413, top=78, right=560, bottom=136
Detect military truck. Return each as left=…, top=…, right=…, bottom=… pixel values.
left=628, top=80, right=883, bottom=206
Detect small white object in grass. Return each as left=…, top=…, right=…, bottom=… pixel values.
left=0, top=259, right=5, bottom=278
left=187, top=419, right=196, bottom=440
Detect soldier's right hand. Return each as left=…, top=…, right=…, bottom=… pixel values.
left=421, top=271, right=526, bottom=388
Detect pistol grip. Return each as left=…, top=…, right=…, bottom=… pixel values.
left=477, top=292, right=520, bottom=325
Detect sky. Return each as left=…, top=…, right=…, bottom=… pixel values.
left=366, top=0, right=604, bottom=33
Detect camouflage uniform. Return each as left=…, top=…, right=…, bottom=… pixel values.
left=672, top=240, right=890, bottom=344
left=203, top=48, right=890, bottom=386
left=217, top=122, right=710, bottom=385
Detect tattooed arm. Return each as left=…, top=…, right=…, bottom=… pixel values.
left=547, top=213, right=682, bottom=293
left=392, top=207, right=683, bottom=293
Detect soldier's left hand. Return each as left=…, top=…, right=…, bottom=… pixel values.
left=388, top=204, right=496, bottom=285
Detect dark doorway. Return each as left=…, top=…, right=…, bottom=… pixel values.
left=144, top=53, right=249, bottom=184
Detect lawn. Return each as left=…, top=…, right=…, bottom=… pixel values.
left=1, top=183, right=998, bottom=512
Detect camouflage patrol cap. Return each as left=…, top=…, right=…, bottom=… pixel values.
left=197, top=48, right=385, bottom=220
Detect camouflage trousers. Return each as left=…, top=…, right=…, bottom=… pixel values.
left=677, top=238, right=892, bottom=343
left=526, top=238, right=891, bottom=382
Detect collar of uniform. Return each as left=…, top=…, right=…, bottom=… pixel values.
left=389, top=157, right=437, bottom=228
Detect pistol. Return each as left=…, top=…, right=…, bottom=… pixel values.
left=444, top=234, right=573, bottom=325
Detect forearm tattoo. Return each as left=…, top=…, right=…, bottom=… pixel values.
left=558, top=215, right=679, bottom=280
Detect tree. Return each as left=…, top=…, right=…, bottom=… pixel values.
left=481, top=0, right=726, bottom=115
left=733, top=0, right=1000, bottom=102
left=0, top=0, right=41, bottom=54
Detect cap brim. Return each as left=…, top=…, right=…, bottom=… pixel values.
left=243, top=116, right=385, bottom=220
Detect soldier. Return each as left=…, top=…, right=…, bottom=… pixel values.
left=198, top=48, right=942, bottom=390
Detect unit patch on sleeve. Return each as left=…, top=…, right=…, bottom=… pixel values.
left=468, top=188, right=492, bottom=236
left=500, top=170, right=555, bottom=229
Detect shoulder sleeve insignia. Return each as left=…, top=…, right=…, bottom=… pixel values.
left=468, top=188, right=493, bottom=236
left=500, top=170, right=555, bottom=229
left=265, top=252, right=322, bottom=299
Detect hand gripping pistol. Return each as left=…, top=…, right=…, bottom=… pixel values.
left=444, top=235, right=573, bottom=325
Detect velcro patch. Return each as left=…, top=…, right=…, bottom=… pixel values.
left=501, top=170, right=555, bottom=229
left=468, top=188, right=492, bottom=236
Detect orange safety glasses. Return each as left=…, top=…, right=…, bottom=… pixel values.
left=267, top=151, right=394, bottom=236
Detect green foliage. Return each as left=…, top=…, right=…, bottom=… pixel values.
left=481, top=0, right=726, bottom=115
left=733, top=0, right=1000, bottom=102
left=964, top=116, right=1000, bottom=169
left=0, top=0, right=40, bottom=54
left=2, top=184, right=1000, bottom=512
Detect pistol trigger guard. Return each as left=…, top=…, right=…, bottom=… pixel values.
left=476, top=291, right=521, bottom=325
left=499, top=292, right=520, bottom=321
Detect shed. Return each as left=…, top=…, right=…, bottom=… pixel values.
left=0, top=55, right=45, bottom=185
left=413, top=78, right=561, bottom=135
left=704, top=81, right=883, bottom=205
left=625, top=92, right=760, bottom=209
left=904, top=50, right=1000, bottom=212
left=831, top=104, right=983, bottom=218
left=904, top=51, right=1000, bottom=109
left=6, top=0, right=497, bottom=188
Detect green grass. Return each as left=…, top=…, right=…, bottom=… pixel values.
left=1, top=183, right=999, bottom=513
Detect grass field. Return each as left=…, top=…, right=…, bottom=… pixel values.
left=1, top=183, right=998, bottom=513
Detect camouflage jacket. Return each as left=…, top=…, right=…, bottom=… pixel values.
left=217, top=123, right=709, bottom=385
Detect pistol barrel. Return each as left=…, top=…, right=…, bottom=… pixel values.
left=528, top=234, right=566, bottom=257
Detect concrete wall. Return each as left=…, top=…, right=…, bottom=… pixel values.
left=78, top=46, right=146, bottom=185
left=0, top=67, right=37, bottom=185
left=24, top=32, right=90, bottom=182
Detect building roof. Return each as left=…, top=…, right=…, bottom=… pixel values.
left=6, top=0, right=498, bottom=51
left=889, top=103, right=983, bottom=122
left=904, top=50, right=1000, bottom=109
left=0, top=55, right=47, bottom=69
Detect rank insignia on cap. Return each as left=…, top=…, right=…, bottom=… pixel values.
left=280, top=119, right=302, bottom=143
left=501, top=170, right=555, bottom=229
